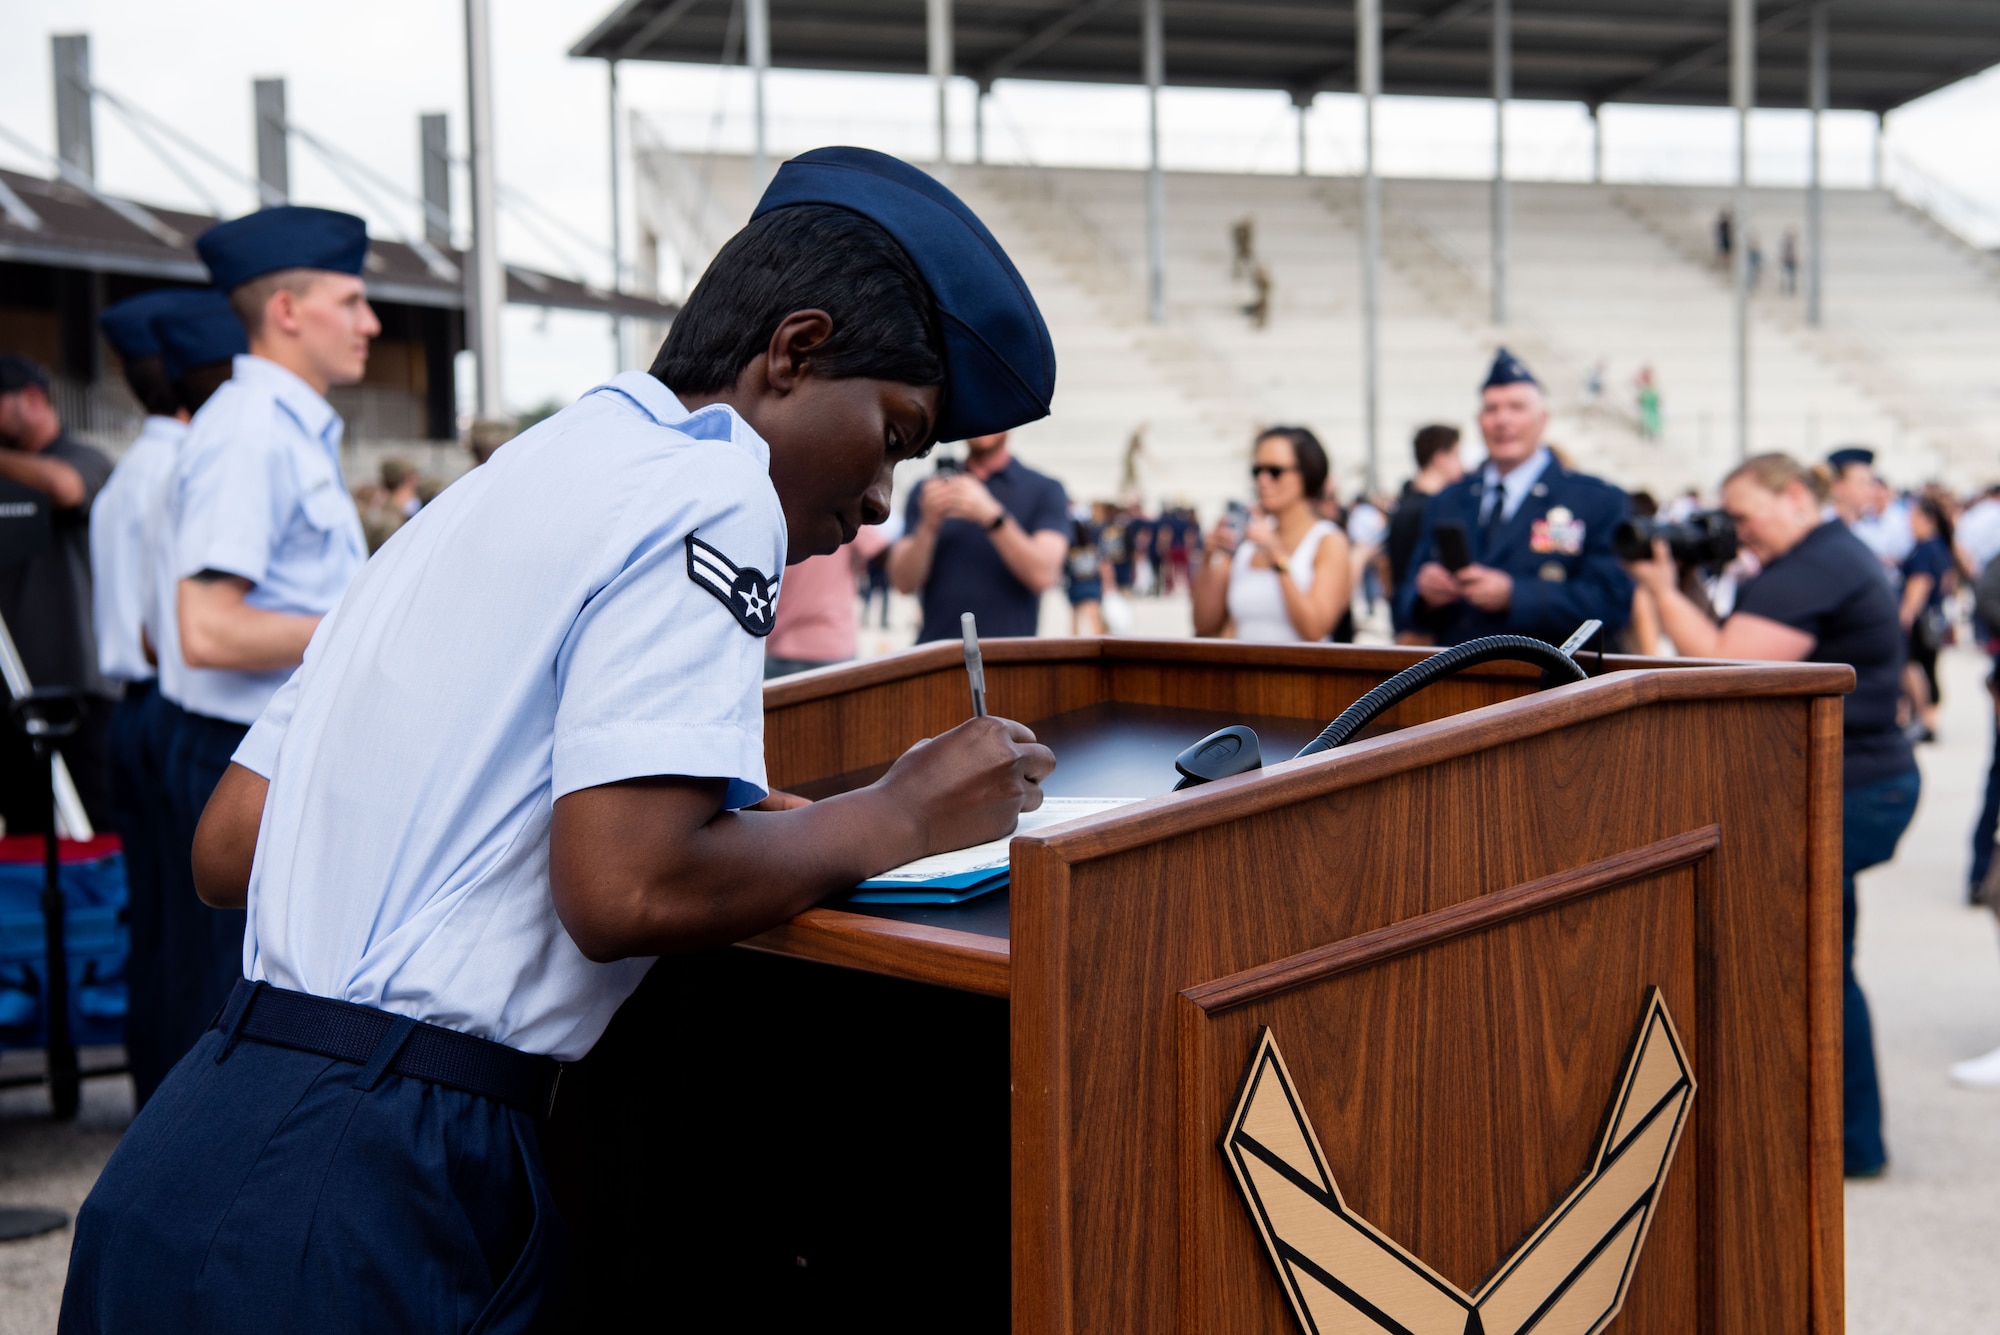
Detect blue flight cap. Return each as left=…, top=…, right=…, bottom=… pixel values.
left=1827, top=446, right=1875, bottom=471
left=1482, top=346, right=1539, bottom=391
left=99, top=289, right=190, bottom=362
left=195, top=205, right=369, bottom=292
left=154, top=290, right=248, bottom=381
left=750, top=146, right=1055, bottom=444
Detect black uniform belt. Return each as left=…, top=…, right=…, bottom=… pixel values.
left=213, top=979, right=562, bottom=1119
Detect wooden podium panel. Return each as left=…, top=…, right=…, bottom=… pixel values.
left=549, top=639, right=1847, bottom=1335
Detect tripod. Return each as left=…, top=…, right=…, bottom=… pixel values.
left=0, top=687, right=85, bottom=1242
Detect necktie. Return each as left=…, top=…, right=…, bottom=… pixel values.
left=1482, top=477, right=1508, bottom=551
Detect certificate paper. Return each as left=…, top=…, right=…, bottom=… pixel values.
left=848, top=797, right=1143, bottom=902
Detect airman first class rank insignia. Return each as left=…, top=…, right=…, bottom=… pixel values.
left=686, top=532, right=778, bottom=637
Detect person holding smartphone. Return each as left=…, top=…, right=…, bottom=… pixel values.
left=1193, top=426, right=1351, bottom=643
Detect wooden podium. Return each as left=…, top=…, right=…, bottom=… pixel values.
left=545, top=638, right=1848, bottom=1335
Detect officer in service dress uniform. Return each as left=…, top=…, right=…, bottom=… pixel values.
left=1399, top=348, right=1633, bottom=647
left=89, top=288, right=244, bottom=1105
left=63, top=148, right=1059, bottom=1335
left=156, top=207, right=375, bottom=1064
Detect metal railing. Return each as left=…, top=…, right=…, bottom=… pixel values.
left=48, top=376, right=144, bottom=454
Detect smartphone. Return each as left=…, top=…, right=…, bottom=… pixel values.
left=1224, top=500, right=1251, bottom=539
left=933, top=456, right=964, bottom=477
left=1434, top=520, right=1472, bottom=573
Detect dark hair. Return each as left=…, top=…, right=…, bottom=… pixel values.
left=117, top=353, right=181, bottom=417
left=1255, top=425, right=1329, bottom=501
left=1412, top=424, right=1460, bottom=470
left=1627, top=489, right=1658, bottom=518
left=175, top=361, right=234, bottom=414
left=650, top=205, right=944, bottom=411
left=1917, top=495, right=1955, bottom=551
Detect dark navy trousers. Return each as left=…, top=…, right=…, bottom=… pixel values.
left=1842, top=766, right=1922, bottom=1175
left=104, top=683, right=173, bottom=1105
left=61, top=1016, right=565, bottom=1333
left=159, top=708, right=250, bottom=1062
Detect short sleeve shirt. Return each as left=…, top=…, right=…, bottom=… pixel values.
left=89, top=415, right=184, bottom=684
left=1733, top=521, right=1915, bottom=788
left=232, top=372, right=785, bottom=1062
left=904, top=457, right=1068, bottom=642
left=169, top=355, right=367, bottom=723
left=1900, top=538, right=1950, bottom=613
left=0, top=430, right=114, bottom=696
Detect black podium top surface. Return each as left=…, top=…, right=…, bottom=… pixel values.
left=810, top=702, right=1330, bottom=941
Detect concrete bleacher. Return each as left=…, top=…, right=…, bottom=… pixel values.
left=635, top=148, right=2000, bottom=509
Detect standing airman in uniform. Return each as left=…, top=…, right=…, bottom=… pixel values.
left=155, top=207, right=375, bottom=1066
left=90, top=288, right=242, bottom=1104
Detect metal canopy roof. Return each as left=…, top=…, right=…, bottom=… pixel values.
left=571, top=0, right=2000, bottom=114
left=0, top=169, right=677, bottom=320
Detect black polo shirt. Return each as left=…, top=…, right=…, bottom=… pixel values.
left=1733, top=520, right=1915, bottom=789
left=0, top=430, right=115, bottom=696
left=903, top=456, right=1070, bottom=642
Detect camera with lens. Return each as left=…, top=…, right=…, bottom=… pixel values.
left=1613, top=510, right=1738, bottom=571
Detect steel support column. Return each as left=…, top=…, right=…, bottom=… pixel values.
left=1359, top=0, right=1381, bottom=490
left=254, top=79, right=289, bottom=206
left=975, top=80, right=988, bottom=164
left=608, top=59, right=625, bottom=370
left=1143, top=0, right=1166, bottom=324
left=1730, top=0, right=1754, bottom=461
left=928, top=0, right=953, bottom=166
left=1491, top=0, right=1510, bottom=326
left=1589, top=102, right=1603, bottom=184
left=747, top=0, right=771, bottom=191
left=1807, top=3, right=1826, bottom=327
left=1293, top=91, right=1311, bottom=176
left=464, top=0, right=505, bottom=420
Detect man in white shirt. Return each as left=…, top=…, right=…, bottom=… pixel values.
left=64, top=148, right=1060, bottom=1335
left=88, top=288, right=243, bottom=1106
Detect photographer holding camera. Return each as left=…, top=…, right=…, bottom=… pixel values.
left=1624, top=452, right=1917, bottom=1178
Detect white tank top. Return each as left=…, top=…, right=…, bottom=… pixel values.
left=1227, top=519, right=1338, bottom=643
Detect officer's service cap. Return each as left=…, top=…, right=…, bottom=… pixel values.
left=99, top=289, right=189, bottom=362
left=155, top=290, right=249, bottom=382
left=1483, top=347, right=1539, bottom=391
left=751, top=146, right=1055, bottom=444
left=0, top=354, right=51, bottom=396
left=196, top=205, right=370, bottom=293
left=1827, top=446, right=1875, bottom=471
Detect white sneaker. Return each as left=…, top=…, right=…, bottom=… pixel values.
left=1949, top=1043, right=2000, bottom=1090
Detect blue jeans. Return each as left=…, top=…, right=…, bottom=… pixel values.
left=1843, top=767, right=1922, bottom=1174
left=1972, top=688, right=2000, bottom=889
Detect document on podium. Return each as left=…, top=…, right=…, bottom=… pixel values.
left=847, top=797, right=1142, bottom=905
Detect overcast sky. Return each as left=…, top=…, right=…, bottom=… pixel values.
left=5, top=0, right=1999, bottom=413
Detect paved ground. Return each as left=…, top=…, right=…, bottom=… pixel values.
left=2, top=620, right=1995, bottom=1330
left=1846, top=645, right=2000, bottom=1331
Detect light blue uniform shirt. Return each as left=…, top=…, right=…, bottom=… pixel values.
left=168, top=354, right=366, bottom=724
left=89, top=415, right=185, bottom=684
left=233, top=372, right=786, bottom=1061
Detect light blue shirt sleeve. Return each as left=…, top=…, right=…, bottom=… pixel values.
left=174, top=405, right=284, bottom=587
left=550, top=476, right=781, bottom=810
left=232, top=665, right=305, bottom=779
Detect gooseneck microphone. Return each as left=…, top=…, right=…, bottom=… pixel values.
left=1171, top=621, right=1602, bottom=788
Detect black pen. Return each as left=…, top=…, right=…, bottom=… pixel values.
left=961, top=612, right=987, bottom=717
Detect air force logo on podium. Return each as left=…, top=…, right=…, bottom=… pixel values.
left=686, top=532, right=778, bottom=637
left=1225, top=989, right=1694, bottom=1335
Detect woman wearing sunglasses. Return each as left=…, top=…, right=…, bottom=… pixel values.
left=1193, top=426, right=1352, bottom=642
